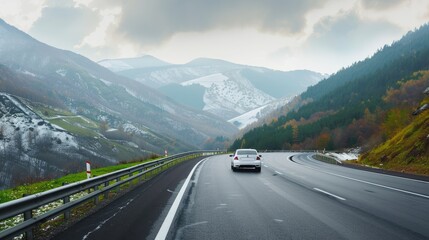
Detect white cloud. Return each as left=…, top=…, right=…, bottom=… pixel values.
left=278, top=10, right=403, bottom=73
left=75, top=7, right=121, bottom=49
left=116, top=0, right=329, bottom=46
left=360, top=0, right=406, bottom=10
left=2, top=0, right=429, bottom=73
left=73, top=0, right=93, bottom=8
left=0, top=0, right=46, bottom=31
left=28, top=4, right=100, bottom=50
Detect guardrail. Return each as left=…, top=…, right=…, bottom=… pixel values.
left=0, top=150, right=224, bottom=240
left=259, top=150, right=320, bottom=153
left=312, top=153, right=342, bottom=165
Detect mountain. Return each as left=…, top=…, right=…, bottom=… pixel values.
left=98, top=55, right=172, bottom=72
left=100, top=57, right=326, bottom=124
left=0, top=18, right=236, bottom=147
left=230, top=23, right=429, bottom=152
left=0, top=18, right=239, bottom=187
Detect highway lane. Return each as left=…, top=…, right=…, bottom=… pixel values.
left=168, top=153, right=429, bottom=240
left=52, top=157, right=206, bottom=240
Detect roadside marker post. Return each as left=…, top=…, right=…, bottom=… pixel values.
left=86, top=161, right=91, bottom=179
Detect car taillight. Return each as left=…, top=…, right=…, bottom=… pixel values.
left=256, top=156, right=261, bottom=160
left=234, top=156, right=238, bottom=160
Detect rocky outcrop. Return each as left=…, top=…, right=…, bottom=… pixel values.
left=413, top=86, right=429, bottom=115
left=413, top=103, right=429, bottom=115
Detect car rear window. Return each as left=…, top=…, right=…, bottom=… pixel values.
left=237, top=150, right=257, bottom=155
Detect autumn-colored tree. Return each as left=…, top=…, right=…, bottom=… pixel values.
left=381, top=108, right=411, bottom=138
left=316, top=132, right=331, bottom=150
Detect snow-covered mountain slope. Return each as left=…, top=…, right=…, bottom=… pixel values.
left=181, top=72, right=274, bottom=119
left=228, top=97, right=291, bottom=129
left=0, top=93, right=77, bottom=151
left=102, top=56, right=326, bottom=121
left=0, top=91, right=179, bottom=189
left=98, top=55, right=172, bottom=72
left=0, top=93, right=77, bottom=188
left=105, top=58, right=243, bottom=89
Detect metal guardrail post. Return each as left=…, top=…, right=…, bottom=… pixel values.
left=23, top=209, right=33, bottom=240
left=63, top=195, right=70, bottom=220
left=93, top=186, right=99, bottom=205
left=62, top=183, right=71, bottom=220
left=104, top=182, right=109, bottom=200
left=139, top=169, right=143, bottom=183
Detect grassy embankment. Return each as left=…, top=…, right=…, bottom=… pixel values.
left=0, top=156, right=159, bottom=204
left=358, top=99, right=429, bottom=175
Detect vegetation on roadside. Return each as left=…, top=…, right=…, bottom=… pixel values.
left=359, top=98, right=429, bottom=175
left=0, top=154, right=159, bottom=204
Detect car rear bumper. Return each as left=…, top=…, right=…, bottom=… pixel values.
left=232, top=160, right=261, bottom=169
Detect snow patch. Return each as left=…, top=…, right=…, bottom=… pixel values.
left=21, top=70, right=37, bottom=77
left=181, top=73, right=229, bottom=88
left=98, top=78, right=112, bottom=86
left=125, top=88, right=138, bottom=98
left=228, top=97, right=290, bottom=129
left=122, top=123, right=149, bottom=136
left=98, top=60, right=133, bottom=72
left=228, top=105, right=267, bottom=129
left=56, top=69, right=67, bottom=77
left=127, top=141, right=139, bottom=148
left=325, top=152, right=359, bottom=161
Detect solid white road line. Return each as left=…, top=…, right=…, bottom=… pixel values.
left=321, top=171, right=429, bottom=199
left=313, top=188, right=346, bottom=201
left=301, top=154, right=429, bottom=199
left=305, top=155, right=429, bottom=199
left=155, top=158, right=206, bottom=240
left=305, top=154, right=429, bottom=184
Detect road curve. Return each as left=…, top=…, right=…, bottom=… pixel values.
left=168, top=153, right=429, bottom=240
left=51, top=153, right=429, bottom=240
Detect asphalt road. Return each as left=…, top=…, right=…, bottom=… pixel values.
left=52, top=153, right=429, bottom=240
left=52, top=157, right=205, bottom=240
left=169, top=153, right=429, bottom=240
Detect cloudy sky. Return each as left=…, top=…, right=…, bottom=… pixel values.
left=1, top=0, right=428, bottom=74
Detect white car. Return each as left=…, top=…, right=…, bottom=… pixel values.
left=230, top=149, right=262, bottom=172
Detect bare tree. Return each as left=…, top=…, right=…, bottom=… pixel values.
left=14, top=131, right=23, bottom=159
left=0, top=124, right=5, bottom=156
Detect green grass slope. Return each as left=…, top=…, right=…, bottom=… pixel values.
left=359, top=102, right=429, bottom=175
left=0, top=155, right=159, bottom=203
